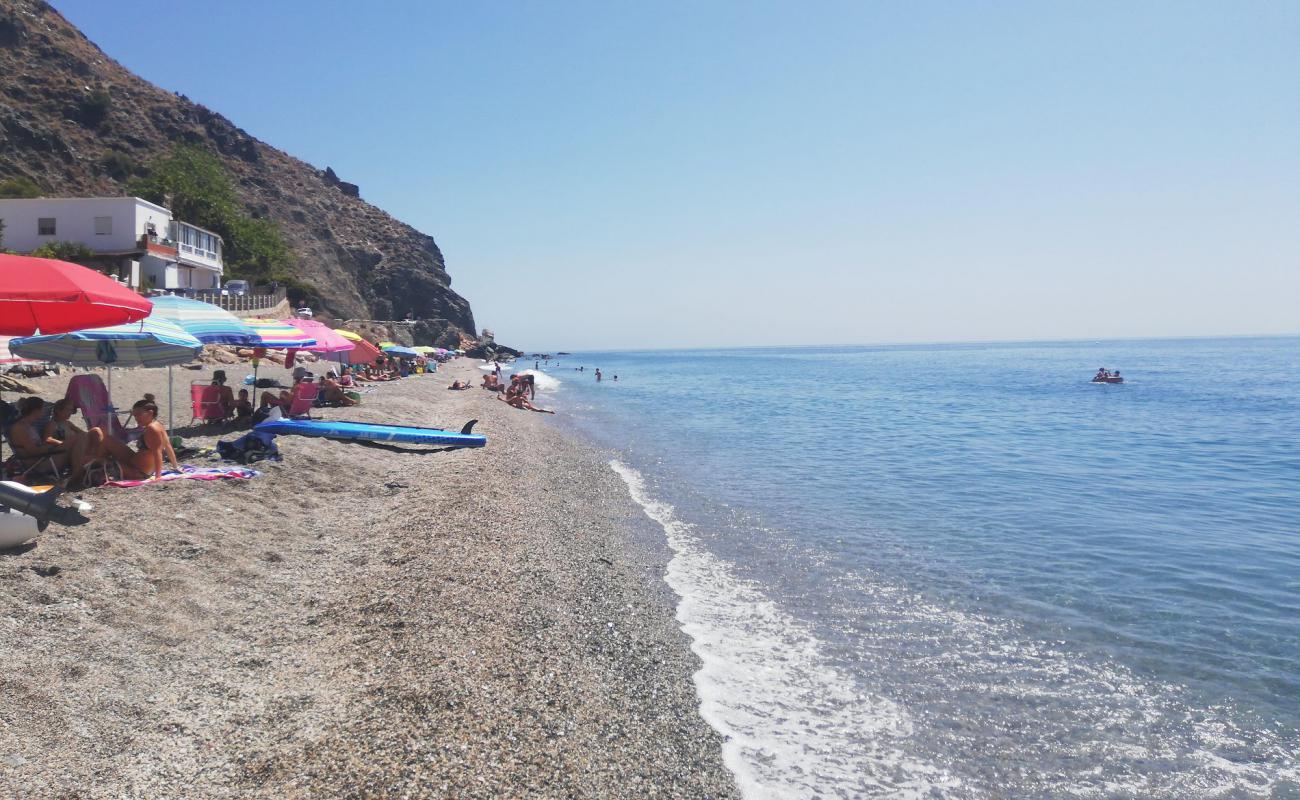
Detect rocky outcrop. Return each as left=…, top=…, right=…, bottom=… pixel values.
left=0, top=0, right=475, bottom=339
left=340, top=319, right=470, bottom=351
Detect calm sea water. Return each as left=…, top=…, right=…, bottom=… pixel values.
left=525, top=337, right=1300, bottom=798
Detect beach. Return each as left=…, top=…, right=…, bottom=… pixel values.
left=0, top=360, right=738, bottom=798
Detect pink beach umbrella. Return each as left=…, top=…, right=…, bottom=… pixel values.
left=280, top=317, right=356, bottom=374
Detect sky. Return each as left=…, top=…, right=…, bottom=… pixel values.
left=54, top=1, right=1300, bottom=350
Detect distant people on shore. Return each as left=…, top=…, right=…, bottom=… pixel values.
left=499, top=374, right=554, bottom=413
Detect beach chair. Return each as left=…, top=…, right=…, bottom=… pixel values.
left=0, top=413, right=65, bottom=485
left=190, top=383, right=232, bottom=425
left=65, top=374, right=130, bottom=440
left=286, top=381, right=318, bottom=419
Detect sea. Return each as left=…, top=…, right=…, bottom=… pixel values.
left=521, top=336, right=1300, bottom=799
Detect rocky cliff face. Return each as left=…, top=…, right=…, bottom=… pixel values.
left=0, top=0, right=475, bottom=337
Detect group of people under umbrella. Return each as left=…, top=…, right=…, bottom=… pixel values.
left=0, top=253, right=458, bottom=480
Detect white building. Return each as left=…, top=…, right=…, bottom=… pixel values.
left=0, top=196, right=224, bottom=291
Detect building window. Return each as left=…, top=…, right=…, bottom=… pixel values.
left=94, top=216, right=112, bottom=235
left=37, top=218, right=56, bottom=236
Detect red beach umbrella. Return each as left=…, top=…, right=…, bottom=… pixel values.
left=0, top=254, right=153, bottom=335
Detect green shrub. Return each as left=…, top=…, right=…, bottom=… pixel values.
left=99, top=152, right=138, bottom=181
left=0, top=176, right=42, bottom=198
left=31, top=241, right=96, bottom=263
left=78, top=85, right=112, bottom=128
left=130, top=144, right=297, bottom=285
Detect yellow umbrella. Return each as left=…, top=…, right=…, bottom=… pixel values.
left=335, top=329, right=365, bottom=342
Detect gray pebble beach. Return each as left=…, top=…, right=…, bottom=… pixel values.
left=0, top=360, right=739, bottom=798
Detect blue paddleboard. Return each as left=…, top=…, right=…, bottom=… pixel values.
left=256, top=418, right=486, bottom=448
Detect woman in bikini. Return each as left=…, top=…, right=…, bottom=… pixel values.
left=86, top=400, right=179, bottom=481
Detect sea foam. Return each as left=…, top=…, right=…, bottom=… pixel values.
left=517, top=369, right=562, bottom=393
left=611, top=460, right=958, bottom=799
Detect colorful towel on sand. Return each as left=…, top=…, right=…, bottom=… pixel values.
left=104, top=465, right=261, bottom=488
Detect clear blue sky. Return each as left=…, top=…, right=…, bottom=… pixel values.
left=55, top=1, right=1299, bottom=349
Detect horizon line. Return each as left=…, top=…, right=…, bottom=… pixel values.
left=517, top=331, right=1300, bottom=355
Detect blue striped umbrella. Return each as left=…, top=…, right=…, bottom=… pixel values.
left=12, top=318, right=204, bottom=428
left=10, top=317, right=203, bottom=368
left=148, top=295, right=258, bottom=345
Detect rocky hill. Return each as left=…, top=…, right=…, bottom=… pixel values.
left=0, top=0, right=476, bottom=346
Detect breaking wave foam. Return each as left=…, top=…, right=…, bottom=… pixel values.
left=611, top=460, right=958, bottom=799
left=517, top=369, right=562, bottom=393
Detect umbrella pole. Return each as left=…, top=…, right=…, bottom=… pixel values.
left=168, top=365, right=174, bottom=431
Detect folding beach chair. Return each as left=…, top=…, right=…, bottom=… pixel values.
left=286, top=381, right=318, bottom=419
left=190, top=383, right=232, bottom=426
left=0, top=412, right=65, bottom=485
left=65, top=374, right=130, bottom=440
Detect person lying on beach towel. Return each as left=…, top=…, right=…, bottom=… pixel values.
left=448, top=380, right=471, bottom=390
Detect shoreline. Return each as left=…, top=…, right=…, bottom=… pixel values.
left=0, top=360, right=738, bottom=798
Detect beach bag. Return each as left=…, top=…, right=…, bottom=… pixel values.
left=216, top=430, right=281, bottom=465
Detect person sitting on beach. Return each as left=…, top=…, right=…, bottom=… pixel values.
left=85, top=399, right=179, bottom=481
left=8, top=397, right=70, bottom=475
left=211, top=370, right=237, bottom=416
left=481, top=373, right=501, bottom=391
left=499, top=376, right=555, bottom=413
left=235, top=389, right=254, bottom=419
left=319, top=371, right=357, bottom=407
left=43, top=397, right=90, bottom=458
left=337, top=367, right=360, bottom=388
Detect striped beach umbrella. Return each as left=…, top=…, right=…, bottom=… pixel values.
left=243, top=318, right=317, bottom=350
left=0, top=336, right=33, bottom=365
left=148, top=295, right=258, bottom=345
left=11, top=318, right=204, bottom=425
left=9, top=317, right=202, bottom=368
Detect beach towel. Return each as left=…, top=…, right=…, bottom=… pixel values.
left=65, top=374, right=129, bottom=439
left=104, top=465, right=260, bottom=488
